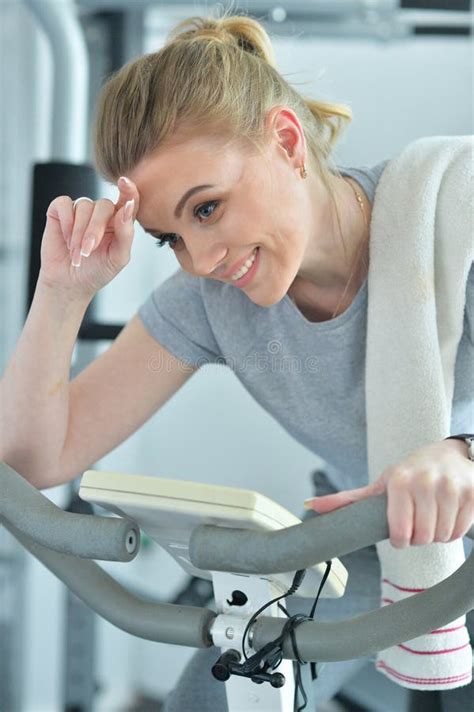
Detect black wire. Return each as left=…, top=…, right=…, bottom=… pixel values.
left=283, top=614, right=311, bottom=711
left=309, top=560, right=332, bottom=619
left=241, top=569, right=306, bottom=660
left=240, top=562, right=332, bottom=712
left=293, top=661, right=308, bottom=712
left=293, top=560, right=332, bottom=712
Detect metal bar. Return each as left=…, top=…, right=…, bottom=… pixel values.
left=397, top=9, right=473, bottom=26
left=189, top=493, right=473, bottom=572
left=1, top=517, right=217, bottom=649
left=23, top=0, right=89, bottom=162
left=76, top=1, right=395, bottom=15
left=252, top=547, right=474, bottom=661
left=2, top=459, right=473, bottom=662
left=190, top=494, right=389, bottom=574
left=0, top=461, right=140, bottom=562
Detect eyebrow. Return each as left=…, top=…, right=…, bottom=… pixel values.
left=142, top=184, right=215, bottom=233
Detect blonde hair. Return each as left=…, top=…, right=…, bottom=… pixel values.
left=93, top=11, right=352, bottom=242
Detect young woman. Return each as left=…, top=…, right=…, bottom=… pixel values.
left=1, top=12, right=472, bottom=711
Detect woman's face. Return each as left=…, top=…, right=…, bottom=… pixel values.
left=131, top=112, right=329, bottom=307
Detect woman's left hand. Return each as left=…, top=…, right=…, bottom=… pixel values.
left=304, top=440, right=474, bottom=549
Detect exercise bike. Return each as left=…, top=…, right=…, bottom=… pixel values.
left=1, top=460, right=473, bottom=712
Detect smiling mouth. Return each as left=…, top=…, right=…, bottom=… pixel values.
left=227, top=246, right=260, bottom=288
left=229, top=247, right=258, bottom=281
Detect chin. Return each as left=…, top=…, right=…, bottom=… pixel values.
left=242, top=248, right=297, bottom=307
left=246, top=283, right=290, bottom=308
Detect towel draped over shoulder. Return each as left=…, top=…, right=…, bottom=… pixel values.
left=366, top=135, right=474, bottom=690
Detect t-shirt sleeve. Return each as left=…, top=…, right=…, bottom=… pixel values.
left=136, top=268, right=223, bottom=368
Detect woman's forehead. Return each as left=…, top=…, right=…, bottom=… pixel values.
left=132, top=135, right=244, bottom=184
left=133, top=140, right=258, bottom=203
left=132, top=140, right=250, bottom=229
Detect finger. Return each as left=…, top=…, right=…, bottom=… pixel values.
left=70, top=200, right=95, bottom=267
left=411, top=484, right=437, bottom=546
left=304, top=486, right=372, bottom=514
left=303, top=493, right=346, bottom=513
left=116, top=176, right=140, bottom=217
left=46, top=196, right=75, bottom=247
left=387, top=477, right=414, bottom=548
left=108, top=198, right=136, bottom=269
left=80, top=198, right=116, bottom=257
left=450, top=497, right=474, bottom=540
left=434, top=474, right=459, bottom=542
left=73, top=196, right=94, bottom=210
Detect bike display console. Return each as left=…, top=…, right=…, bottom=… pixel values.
left=79, top=470, right=348, bottom=599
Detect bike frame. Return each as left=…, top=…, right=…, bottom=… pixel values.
left=1, top=460, right=473, bottom=712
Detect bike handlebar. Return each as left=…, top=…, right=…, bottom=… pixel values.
left=1, top=460, right=472, bottom=662
left=0, top=460, right=139, bottom=561
left=189, top=493, right=474, bottom=572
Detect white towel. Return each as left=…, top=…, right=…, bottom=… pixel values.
left=366, top=135, right=474, bottom=690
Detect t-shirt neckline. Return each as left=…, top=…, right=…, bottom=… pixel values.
left=283, top=276, right=368, bottom=331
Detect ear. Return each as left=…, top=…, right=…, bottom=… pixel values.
left=265, top=105, right=307, bottom=166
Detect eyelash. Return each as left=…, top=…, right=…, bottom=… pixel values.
left=153, top=200, right=220, bottom=249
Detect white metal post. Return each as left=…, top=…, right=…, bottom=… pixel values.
left=211, top=572, right=295, bottom=712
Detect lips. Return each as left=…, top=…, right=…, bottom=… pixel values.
left=222, top=248, right=257, bottom=280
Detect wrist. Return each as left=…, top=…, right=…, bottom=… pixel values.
left=33, top=277, right=93, bottom=332
left=444, top=434, right=474, bottom=462
left=36, top=273, right=94, bottom=307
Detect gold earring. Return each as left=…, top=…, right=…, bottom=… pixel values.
left=300, top=164, right=307, bottom=179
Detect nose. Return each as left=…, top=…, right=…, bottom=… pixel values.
left=188, top=241, right=228, bottom=278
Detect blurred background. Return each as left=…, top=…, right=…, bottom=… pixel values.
left=0, top=1, right=472, bottom=710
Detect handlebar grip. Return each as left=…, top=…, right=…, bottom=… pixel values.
left=0, top=460, right=139, bottom=561
left=1, top=515, right=216, bottom=649
left=189, top=494, right=389, bottom=573
left=189, top=494, right=473, bottom=573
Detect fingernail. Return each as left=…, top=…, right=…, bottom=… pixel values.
left=122, top=198, right=135, bottom=223
left=81, top=237, right=95, bottom=257
left=71, top=249, right=81, bottom=267
left=119, top=176, right=132, bottom=188
left=303, top=499, right=314, bottom=509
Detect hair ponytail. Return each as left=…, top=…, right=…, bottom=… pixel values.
left=93, top=9, right=352, bottom=220
left=167, top=15, right=278, bottom=68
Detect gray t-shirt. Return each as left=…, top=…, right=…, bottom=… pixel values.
left=137, top=160, right=474, bottom=493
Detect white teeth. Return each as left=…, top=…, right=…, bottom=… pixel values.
left=231, top=248, right=257, bottom=281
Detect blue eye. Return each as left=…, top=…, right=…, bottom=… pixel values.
left=195, top=200, right=219, bottom=220
left=151, top=200, right=220, bottom=249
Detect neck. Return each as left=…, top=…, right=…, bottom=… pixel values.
left=296, top=171, right=371, bottom=292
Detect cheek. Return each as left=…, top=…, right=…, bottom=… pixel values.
left=173, top=247, right=191, bottom=271
left=269, top=180, right=305, bottom=237
left=271, top=204, right=306, bottom=254
left=219, top=205, right=262, bottom=248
